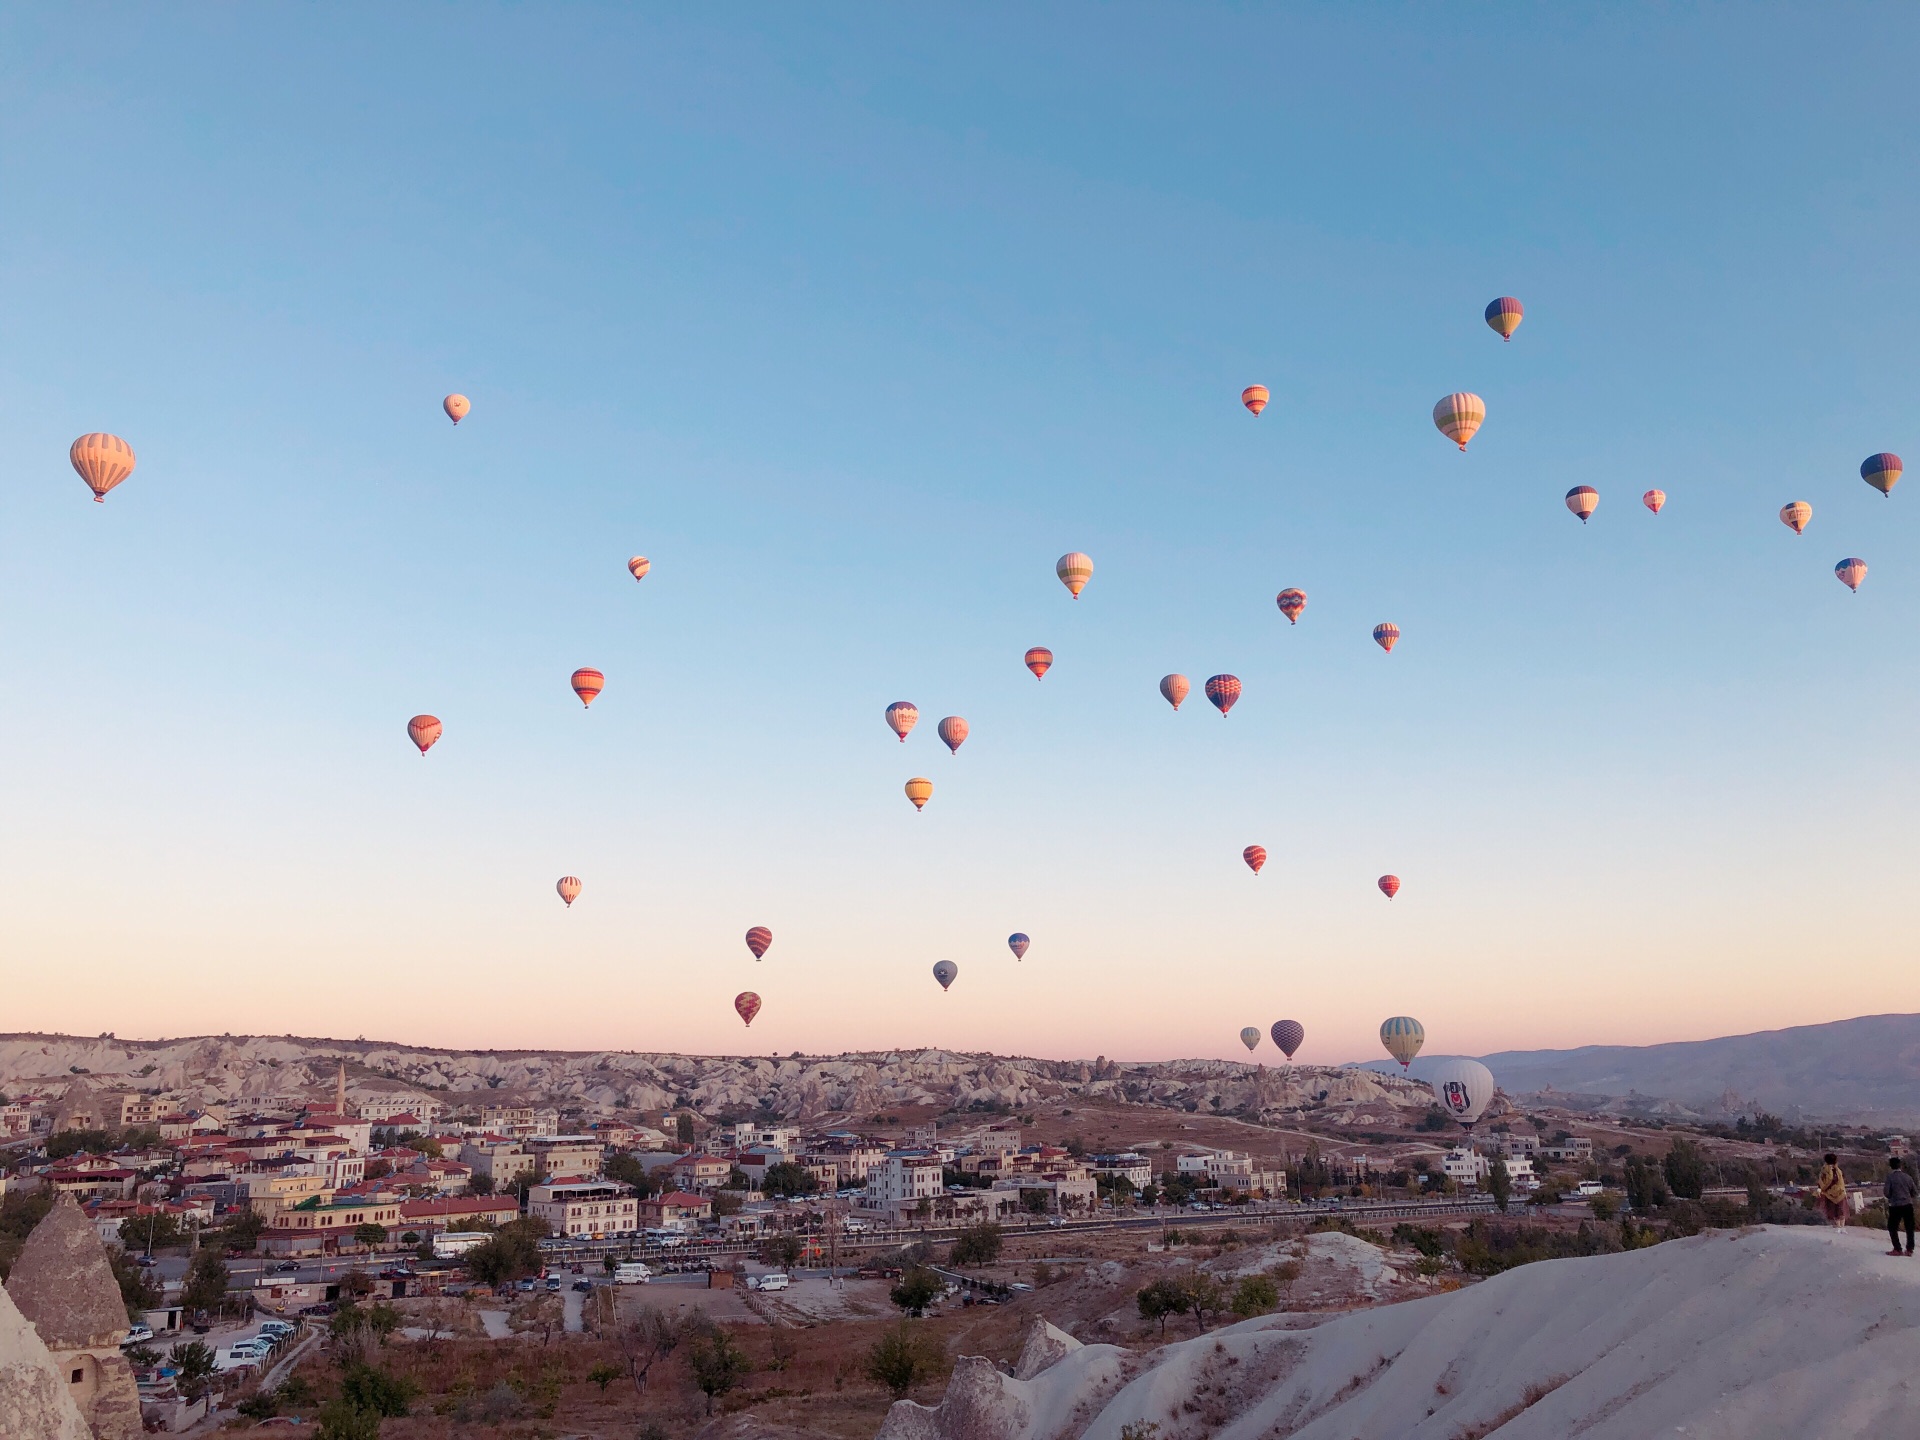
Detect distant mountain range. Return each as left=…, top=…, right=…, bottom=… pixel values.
left=1358, top=1013, right=1920, bottom=1125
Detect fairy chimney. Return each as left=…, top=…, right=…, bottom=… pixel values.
left=3, top=1196, right=142, bottom=1440
left=0, top=1281, right=92, bottom=1440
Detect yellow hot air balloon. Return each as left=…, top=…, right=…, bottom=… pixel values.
left=628, top=556, right=650, bottom=582
left=1431, top=393, right=1485, bottom=451
left=69, top=433, right=136, bottom=503
left=904, top=777, right=933, bottom=811
left=1056, top=552, right=1094, bottom=598
left=443, top=394, right=470, bottom=425
left=1780, top=501, right=1812, bottom=534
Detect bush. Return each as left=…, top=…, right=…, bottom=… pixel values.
left=340, top=1361, right=416, bottom=1416
left=1230, top=1275, right=1278, bottom=1316
left=949, top=1223, right=1003, bottom=1267
left=865, top=1322, right=934, bottom=1398
left=316, top=1400, right=380, bottom=1440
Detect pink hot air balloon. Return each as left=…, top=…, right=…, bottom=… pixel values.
left=937, top=716, right=969, bottom=753
left=1378, top=874, right=1401, bottom=900
left=735, top=991, right=762, bottom=1027
left=1204, top=674, right=1241, bottom=716
left=745, top=926, right=773, bottom=960
left=1243, top=845, right=1267, bottom=876
left=886, top=701, right=919, bottom=741
left=1159, top=674, right=1190, bottom=711
left=69, top=433, right=137, bottom=502
left=406, top=715, right=442, bottom=756
left=443, top=394, right=470, bottom=425
left=1565, top=486, right=1599, bottom=523
left=557, top=876, right=582, bottom=907
left=1024, top=647, right=1054, bottom=679
left=1643, top=489, right=1666, bottom=514
left=1373, top=623, right=1399, bottom=653
left=571, top=669, right=605, bottom=707
left=1836, top=558, right=1868, bottom=593
left=1276, top=588, right=1306, bottom=625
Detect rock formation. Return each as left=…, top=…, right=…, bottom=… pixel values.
left=0, top=1282, right=92, bottom=1440
left=3, top=1196, right=141, bottom=1440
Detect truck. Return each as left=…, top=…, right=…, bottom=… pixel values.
left=613, top=1262, right=653, bottom=1285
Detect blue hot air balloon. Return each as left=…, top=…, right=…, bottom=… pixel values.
left=1007, top=933, right=1030, bottom=960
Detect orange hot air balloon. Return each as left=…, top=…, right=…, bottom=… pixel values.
left=1056, top=552, right=1094, bottom=598
left=1780, top=501, right=1812, bottom=534
left=1241, top=385, right=1270, bottom=416
left=735, top=991, right=762, bottom=1027
left=1432, top=393, right=1486, bottom=451
left=443, top=394, right=470, bottom=424
left=745, top=926, right=773, bottom=960
left=628, top=556, right=651, bottom=582
left=571, top=669, right=605, bottom=707
left=1276, top=589, right=1306, bottom=625
left=1024, top=647, right=1054, bottom=679
left=937, top=716, right=969, bottom=754
left=557, top=876, right=582, bottom=907
left=886, top=701, right=919, bottom=742
left=1243, top=845, right=1267, bottom=875
left=407, top=715, right=442, bottom=756
left=1159, top=674, right=1190, bottom=711
left=1643, top=489, right=1666, bottom=514
left=1373, top=623, right=1400, bottom=653
left=904, top=777, right=933, bottom=811
left=1378, top=874, right=1400, bottom=900
left=1565, top=486, right=1599, bottom=523
left=69, top=433, right=136, bottom=502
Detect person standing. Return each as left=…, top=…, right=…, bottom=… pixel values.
left=1884, top=1157, right=1916, bottom=1256
left=1815, top=1153, right=1848, bottom=1230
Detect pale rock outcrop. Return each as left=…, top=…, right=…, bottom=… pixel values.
left=4, top=1196, right=142, bottom=1440
left=0, top=1283, right=92, bottom=1440
left=1013, top=1319, right=1082, bottom=1380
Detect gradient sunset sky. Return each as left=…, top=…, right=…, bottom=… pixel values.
left=2, top=7, right=1916, bottom=1065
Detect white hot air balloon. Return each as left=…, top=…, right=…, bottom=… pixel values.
left=1428, top=1058, right=1495, bottom=1129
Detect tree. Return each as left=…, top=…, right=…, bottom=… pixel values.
left=1623, top=1154, right=1668, bottom=1211
left=108, top=1249, right=161, bottom=1322
left=354, top=1222, right=389, bottom=1249
left=1746, top=1167, right=1770, bottom=1216
left=676, top=1112, right=696, bottom=1147
left=1139, top=1183, right=1159, bottom=1207
left=1135, top=1279, right=1189, bottom=1338
left=46, top=1129, right=115, bottom=1160
left=1181, top=1274, right=1224, bottom=1333
left=1663, top=1138, right=1707, bottom=1200
left=587, top=1362, right=621, bottom=1394
left=316, top=1399, right=381, bottom=1440
left=687, top=1328, right=750, bottom=1415
left=181, top=1249, right=229, bottom=1313
left=1020, top=1188, right=1051, bottom=1216
left=865, top=1322, right=934, bottom=1398
left=119, top=1211, right=186, bottom=1253
left=614, top=1308, right=694, bottom=1394
left=890, top=1266, right=942, bottom=1317
left=761, top=1162, right=820, bottom=1198
left=760, top=1233, right=803, bottom=1269
left=711, top=1191, right=744, bottom=1217
left=949, top=1222, right=1003, bottom=1267
left=604, top=1153, right=656, bottom=1200
left=216, top=1207, right=266, bottom=1253
left=465, top=1218, right=548, bottom=1286
left=467, top=1171, right=495, bottom=1196
left=1230, top=1274, right=1279, bottom=1317
left=363, top=1159, right=392, bottom=1182
left=1489, top=1157, right=1511, bottom=1213
left=340, top=1361, right=416, bottom=1416
left=167, top=1341, right=216, bottom=1401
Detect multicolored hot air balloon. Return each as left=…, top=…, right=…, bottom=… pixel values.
left=1378, top=874, right=1401, bottom=900
left=735, top=991, right=762, bottom=1027
left=407, top=715, right=442, bottom=756
left=628, top=556, right=651, bottom=582
left=1241, top=385, right=1269, bottom=416
left=1566, top=486, right=1599, bottom=523
left=1836, top=558, right=1868, bottom=592
left=1862, top=453, right=1902, bottom=497
left=1429, top=1058, right=1495, bottom=1128
left=1160, top=674, right=1190, bottom=711
left=69, top=433, right=136, bottom=503
left=1780, top=502, right=1812, bottom=534
left=1484, top=297, right=1523, bottom=341
left=1056, top=552, right=1094, bottom=599
left=1240, top=1027, right=1261, bottom=1053
left=1024, top=647, right=1054, bottom=679
left=1270, top=1020, right=1304, bottom=1061
left=1243, top=845, right=1267, bottom=875
left=1008, top=933, right=1030, bottom=960
left=571, top=669, right=605, bottom=707
left=1432, top=393, right=1486, bottom=451
left=1205, top=674, right=1241, bottom=716
left=937, top=717, right=968, bottom=753
left=1276, top=589, right=1306, bottom=625
left=745, top=926, right=773, bottom=960
left=1380, top=1015, right=1425, bottom=1069
left=1373, top=623, right=1399, bottom=654
left=932, top=960, right=958, bottom=991
left=1643, top=489, right=1666, bottom=514
left=557, top=876, right=582, bottom=907
left=886, top=702, right=919, bottom=742
left=905, top=777, right=933, bottom=811
left=443, top=394, right=470, bottom=425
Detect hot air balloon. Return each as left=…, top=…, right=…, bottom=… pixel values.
left=407, top=715, right=442, bottom=756
left=886, top=702, right=919, bottom=742
left=1240, top=1027, right=1261, bottom=1053
left=1243, top=845, right=1267, bottom=876
left=1484, top=297, right=1524, bottom=341
left=1372, top=623, right=1399, bottom=654
left=1056, top=552, right=1094, bottom=599
left=1566, top=486, right=1599, bottom=523
left=1429, top=1058, right=1495, bottom=1128
left=1270, top=1020, right=1304, bottom=1061
left=1780, top=502, right=1812, bottom=534
left=557, top=876, right=582, bottom=907
left=937, top=717, right=968, bottom=753
left=1378, top=874, right=1401, bottom=900
left=1008, top=933, right=1030, bottom=960
left=933, top=960, right=958, bottom=991
left=905, top=777, right=933, bottom=811
left=1836, top=558, right=1868, bottom=592
left=1862, top=453, right=1903, bottom=497
left=1379, top=1016, right=1425, bottom=1069
left=745, top=926, right=773, bottom=960
left=1643, top=489, right=1666, bottom=514
left=1432, top=393, right=1486, bottom=451
left=69, top=433, right=136, bottom=503
left=1024, top=647, right=1054, bottom=680
left=628, top=556, right=651, bottom=582
left=1276, top=589, right=1306, bottom=625
left=1241, top=385, right=1270, bottom=416
left=735, top=991, right=762, bottom=1027
left=443, top=394, right=470, bottom=425
left=1205, top=674, right=1241, bottom=716
left=1159, top=674, right=1190, bottom=711
left=571, top=669, right=605, bottom=707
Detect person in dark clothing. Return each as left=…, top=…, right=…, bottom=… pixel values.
left=1885, top=1157, right=1916, bottom=1256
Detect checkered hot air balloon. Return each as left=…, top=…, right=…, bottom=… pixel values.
left=556, top=876, right=582, bottom=907
left=1484, top=297, right=1524, bottom=341
left=1240, top=1027, right=1261, bottom=1053
left=1836, top=558, right=1868, bottom=592
left=1862, top=453, right=1903, bottom=497
left=571, top=669, right=605, bottom=707
left=745, top=927, right=773, bottom=960
left=1243, top=845, right=1267, bottom=876
left=70, top=433, right=136, bottom=502
left=1276, top=589, right=1306, bottom=625
left=937, top=717, right=968, bottom=754
left=1204, top=674, right=1241, bottom=715
left=1566, top=486, right=1599, bottom=523
left=1432, top=393, right=1486, bottom=451
left=1241, top=385, right=1269, bottom=416
left=1380, top=1016, right=1425, bottom=1069
left=407, top=715, right=442, bottom=756
left=1024, top=647, right=1054, bottom=679
left=1159, top=674, right=1190, bottom=711
left=1378, top=874, right=1400, bottom=900
left=1007, top=933, right=1030, bottom=960
left=1056, top=552, right=1094, bottom=598
left=1270, top=1020, right=1304, bottom=1061
left=886, top=702, right=919, bottom=742
left=735, top=992, right=762, bottom=1027
left=1780, top=502, right=1812, bottom=534
left=1373, top=623, right=1400, bottom=653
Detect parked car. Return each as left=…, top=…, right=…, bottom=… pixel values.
left=135, top=1256, right=158, bottom=1268
left=516, top=1278, right=537, bottom=1293
left=275, top=1260, right=300, bottom=1273
left=544, top=1276, right=561, bottom=1291
left=571, top=1279, right=592, bottom=1292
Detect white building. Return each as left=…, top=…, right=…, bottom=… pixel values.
left=1442, top=1148, right=1490, bottom=1185
left=1088, top=1153, right=1153, bottom=1188
left=527, top=1180, right=639, bottom=1238
left=864, top=1153, right=944, bottom=1207
left=459, top=1137, right=533, bottom=1183
left=525, top=1136, right=605, bottom=1181
left=355, top=1095, right=444, bottom=1128
left=725, top=1124, right=800, bottom=1154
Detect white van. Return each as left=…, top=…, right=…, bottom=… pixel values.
left=1576, top=1180, right=1604, bottom=1197
left=750, top=1273, right=790, bottom=1292
left=614, top=1262, right=653, bottom=1285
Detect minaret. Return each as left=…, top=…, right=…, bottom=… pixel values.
left=335, top=1061, right=347, bottom=1117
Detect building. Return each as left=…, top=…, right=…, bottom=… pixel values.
left=459, top=1137, right=533, bottom=1184
left=0, top=1101, right=35, bottom=1137
left=45, top=1161, right=139, bottom=1204
left=1203, top=1155, right=1287, bottom=1198
left=804, top=1141, right=887, bottom=1186
left=1088, top=1153, right=1154, bottom=1189
left=109, top=1094, right=164, bottom=1130
left=636, top=1191, right=711, bottom=1230
left=355, top=1094, right=444, bottom=1128
left=528, top=1181, right=638, bottom=1238
left=246, top=1173, right=333, bottom=1223
left=1540, top=1137, right=1595, bottom=1165
left=724, top=1123, right=800, bottom=1154
left=665, top=1154, right=733, bottom=1193
left=525, top=1136, right=605, bottom=1182
left=260, top=1196, right=406, bottom=1255
left=396, top=1195, right=520, bottom=1237
left=3, top=1195, right=142, bottom=1439
left=1441, top=1148, right=1491, bottom=1186
left=864, top=1153, right=945, bottom=1208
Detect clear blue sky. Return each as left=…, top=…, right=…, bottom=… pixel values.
left=1, top=6, right=1915, bottom=1063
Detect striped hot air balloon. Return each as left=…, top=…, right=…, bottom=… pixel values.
left=1024, top=647, right=1054, bottom=679
left=735, top=991, right=762, bottom=1027
left=1643, top=489, right=1666, bottom=514
left=1380, top=1015, right=1425, bottom=1069
left=1007, top=933, right=1030, bottom=960
left=1243, top=845, right=1267, bottom=875
left=1432, top=393, right=1486, bottom=451
left=1836, top=558, right=1868, bottom=592
left=886, top=702, right=919, bottom=742
left=406, top=715, right=442, bottom=756
left=69, top=433, right=136, bottom=502
left=1240, top=1027, right=1261, bottom=1053
left=1270, top=1020, right=1304, bottom=1061
left=1205, top=674, right=1241, bottom=715
left=745, top=926, right=773, bottom=960
left=937, top=716, right=969, bottom=753
left=443, top=394, right=470, bottom=424
left=1241, top=385, right=1270, bottom=415
left=1159, top=674, right=1190, bottom=711
left=1780, top=502, right=1812, bottom=534
left=904, top=777, right=933, bottom=811
left=628, top=556, right=651, bottom=581
left=1565, top=486, right=1599, bottom=523
left=556, top=876, right=582, bottom=907
left=1378, top=874, right=1401, bottom=900
left=1862, top=453, right=1902, bottom=497
left=932, top=960, right=958, bottom=991
left=571, top=669, right=605, bottom=707
left=1056, top=552, right=1094, bottom=598
left=1276, top=588, right=1306, bottom=625
left=1373, top=623, right=1400, bottom=653
left=1484, top=297, right=1524, bottom=341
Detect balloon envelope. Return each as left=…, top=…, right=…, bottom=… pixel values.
left=557, top=876, right=582, bottom=907
left=1270, top=1020, right=1304, bottom=1060
left=1566, top=486, right=1599, bottom=523
left=745, top=926, right=773, bottom=960
left=1024, top=647, right=1054, bottom=679
left=1378, top=874, right=1400, bottom=899
left=1642, top=489, right=1666, bottom=514
left=1056, top=552, right=1094, bottom=598
left=628, top=556, right=651, bottom=581
left=933, top=960, right=958, bottom=990
left=1276, top=589, right=1306, bottom=625
left=937, top=716, right=968, bottom=753
left=1836, top=558, right=1868, bottom=592
left=735, top=991, right=762, bottom=1027
left=1373, top=623, right=1400, bottom=653
left=1007, top=933, right=1030, bottom=960
left=1780, top=502, right=1812, bottom=534
left=1240, top=1027, right=1262, bottom=1052
left=1862, top=453, right=1902, bottom=496
left=407, top=715, right=442, bottom=756
left=1241, top=385, right=1269, bottom=415
left=1380, top=1016, right=1425, bottom=1069
left=1160, top=674, right=1190, bottom=710
left=1243, top=845, right=1267, bottom=875
left=1430, top=1058, right=1496, bottom=1128
left=1205, top=674, right=1241, bottom=715
left=886, top=702, right=919, bottom=742
left=1484, top=297, right=1523, bottom=340
left=905, top=777, right=933, bottom=810
left=1432, top=393, right=1486, bottom=451
left=571, top=669, right=605, bottom=707
left=69, top=433, right=136, bottom=502
left=443, top=394, right=470, bottom=424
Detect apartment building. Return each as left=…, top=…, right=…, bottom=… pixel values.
left=524, top=1136, right=605, bottom=1181
left=1088, top=1153, right=1154, bottom=1188
left=396, top=1195, right=519, bottom=1235
left=528, top=1180, right=639, bottom=1238
left=863, top=1152, right=945, bottom=1208
left=459, top=1137, right=534, bottom=1183
left=260, top=1195, right=406, bottom=1255
left=665, top=1153, right=733, bottom=1192
left=356, top=1094, right=445, bottom=1127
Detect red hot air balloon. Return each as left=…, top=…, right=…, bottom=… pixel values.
left=1243, top=845, right=1267, bottom=875
left=1378, top=874, right=1401, bottom=900
left=1241, top=385, right=1269, bottom=416
left=1024, top=647, right=1054, bottom=680
left=1643, top=489, right=1666, bottom=514
left=745, top=926, right=772, bottom=960
left=937, top=716, right=969, bottom=753
left=1484, top=297, right=1523, bottom=340
left=1372, top=623, right=1399, bottom=653
left=407, top=715, right=442, bottom=756
left=1276, top=589, right=1306, bottom=625
left=735, top=991, right=762, bottom=1027
left=70, top=433, right=137, bottom=502
left=1204, top=674, right=1241, bottom=716
left=886, top=702, right=919, bottom=742
left=1565, top=486, right=1599, bottom=523
left=571, top=669, right=605, bottom=707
